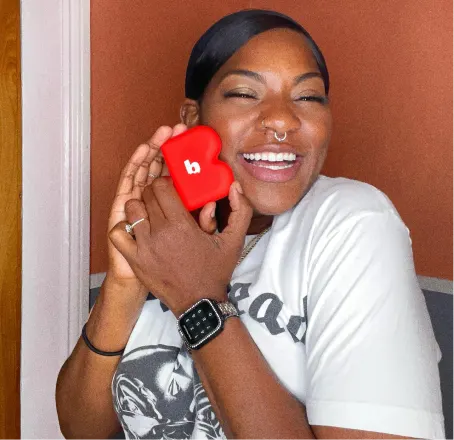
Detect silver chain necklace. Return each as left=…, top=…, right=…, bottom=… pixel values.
left=236, top=227, right=271, bottom=267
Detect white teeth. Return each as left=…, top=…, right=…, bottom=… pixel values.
left=242, top=152, right=296, bottom=162
left=256, top=163, right=294, bottom=170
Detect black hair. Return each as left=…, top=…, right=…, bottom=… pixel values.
left=185, top=9, right=330, bottom=101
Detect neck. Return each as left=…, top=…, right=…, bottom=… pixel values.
left=216, top=197, right=273, bottom=235
left=246, top=213, right=273, bottom=235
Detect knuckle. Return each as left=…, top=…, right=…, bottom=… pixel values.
left=152, top=155, right=165, bottom=164
left=139, top=159, right=152, bottom=168
left=120, top=168, right=134, bottom=180
left=148, top=141, right=160, bottom=152
left=135, top=180, right=147, bottom=189
left=108, top=223, right=123, bottom=239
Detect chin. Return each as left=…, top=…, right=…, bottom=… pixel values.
left=249, top=193, right=301, bottom=216
left=238, top=164, right=320, bottom=215
left=245, top=177, right=318, bottom=216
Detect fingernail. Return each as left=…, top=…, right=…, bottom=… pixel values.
left=211, top=207, right=216, bottom=218
left=235, top=182, right=244, bottom=194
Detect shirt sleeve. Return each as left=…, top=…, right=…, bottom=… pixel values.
left=304, top=209, right=445, bottom=439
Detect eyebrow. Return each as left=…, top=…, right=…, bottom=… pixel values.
left=293, top=71, right=323, bottom=86
left=220, top=69, right=265, bottom=84
left=219, top=69, right=323, bottom=86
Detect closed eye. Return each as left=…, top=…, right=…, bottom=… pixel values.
left=223, top=92, right=257, bottom=100
left=296, top=95, right=329, bottom=105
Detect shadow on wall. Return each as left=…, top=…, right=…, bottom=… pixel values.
left=89, top=289, right=453, bottom=439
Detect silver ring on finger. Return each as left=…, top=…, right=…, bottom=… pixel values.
left=125, top=217, right=145, bottom=235
left=148, top=172, right=158, bottom=178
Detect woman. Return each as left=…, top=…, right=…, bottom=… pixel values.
left=56, top=10, right=445, bottom=439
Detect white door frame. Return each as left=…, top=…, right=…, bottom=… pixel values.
left=21, top=0, right=90, bottom=437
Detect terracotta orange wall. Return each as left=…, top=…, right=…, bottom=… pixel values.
left=90, top=0, right=247, bottom=273
left=91, top=0, right=453, bottom=279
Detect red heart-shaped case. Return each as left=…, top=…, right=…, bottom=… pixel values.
left=161, top=126, right=234, bottom=211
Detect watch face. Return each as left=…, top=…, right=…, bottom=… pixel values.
left=178, top=299, right=222, bottom=348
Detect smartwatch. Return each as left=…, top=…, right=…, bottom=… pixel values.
left=177, top=298, right=238, bottom=350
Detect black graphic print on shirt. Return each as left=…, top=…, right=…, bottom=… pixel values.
left=113, top=344, right=224, bottom=439
left=115, top=283, right=308, bottom=438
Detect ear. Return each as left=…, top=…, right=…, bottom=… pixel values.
left=180, top=99, right=200, bottom=128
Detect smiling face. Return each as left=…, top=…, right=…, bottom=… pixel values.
left=182, top=28, right=332, bottom=218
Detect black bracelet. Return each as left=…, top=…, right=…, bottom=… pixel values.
left=81, top=323, right=125, bottom=357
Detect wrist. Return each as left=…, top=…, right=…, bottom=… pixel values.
left=172, top=287, right=228, bottom=318
left=96, top=274, right=149, bottom=323
left=103, top=272, right=148, bottom=298
left=176, top=297, right=238, bottom=352
left=86, top=278, right=147, bottom=353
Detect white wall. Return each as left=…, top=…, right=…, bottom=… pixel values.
left=21, top=0, right=90, bottom=437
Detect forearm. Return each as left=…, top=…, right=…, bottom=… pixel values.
left=56, top=276, right=147, bottom=438
left=191, top=317, right=315, bottom=439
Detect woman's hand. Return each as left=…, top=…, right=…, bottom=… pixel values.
left=106, top=125, right=174, bottom=286
left=106, top=124, right=218, bottom=289
left=108, top=178, right=253, bottom=316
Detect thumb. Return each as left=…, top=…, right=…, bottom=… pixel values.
left=108, top=221, right=138, bottom=263
left=198, top=201, right=217, bottom=235
left=218, top=182, right=253, bottom=248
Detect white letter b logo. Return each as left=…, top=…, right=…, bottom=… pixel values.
left=184, top=159, right=201, bottom=174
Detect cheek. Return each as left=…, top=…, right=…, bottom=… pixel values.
left=300, top=114, right=332, bottom=169
left=302, top=110, right=332, bottom=145
left=202, top=110, right=257, bottom=162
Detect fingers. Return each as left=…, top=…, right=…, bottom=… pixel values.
left=116, top=144, right=152, bottom=196
left=146, top=124, right=187, bottom=185
left=124, top=198, right=151, bottom=241
left=172, top=123, right=187, bottom=137
left=108, top=220, right=138, bottom=264
left=110, top=124, right=187, bottom=242
left=218, top=182, right=253, bottom=246
left=198, top=201, right=218, bottom=235
left=142, top=184, right=167, bottom=225
left=145, top=125, right=174, bottom=158
left=161, top=161, right=170, bottom=177
left=147, top=154, right=165, bottom=182
left=118, top=124, right=188, bottom=199
left=148, top=177, right=193, bottom=222
left=139, top=126, right=173, bottom=192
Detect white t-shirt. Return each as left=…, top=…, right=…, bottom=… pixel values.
left=111, top=175, right=445, bottom=439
